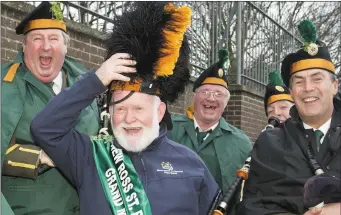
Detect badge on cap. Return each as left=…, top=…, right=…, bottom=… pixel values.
left=306, top=43, right=318, bottom=56
left=218, top=68, right=224, bottom=77
left=275, top=86, right=284, bottom=92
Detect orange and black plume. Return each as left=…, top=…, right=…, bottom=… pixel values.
left=106, top=2, right=192, bottom=103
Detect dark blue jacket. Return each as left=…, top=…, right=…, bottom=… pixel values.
left=31, top=73, right=220, bottom=215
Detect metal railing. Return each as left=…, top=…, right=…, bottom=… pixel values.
left=238, top=2, right=302, bottom=92
left=27, top=1, right=303, bottom=94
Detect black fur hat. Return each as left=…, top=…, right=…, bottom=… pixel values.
left=106, top=2, right=192, bottom=129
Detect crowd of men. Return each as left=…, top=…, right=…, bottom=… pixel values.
left=1, top=2, right=340, bottom=215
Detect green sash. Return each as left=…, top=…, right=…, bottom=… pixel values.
left=91, top=135, right=152, bottom=215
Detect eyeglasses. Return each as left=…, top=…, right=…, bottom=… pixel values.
left=196, top=90, right=226, bottom=99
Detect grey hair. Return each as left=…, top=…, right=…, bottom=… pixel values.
left=330, top=72, right=337, bottom=81
left=62, top=31, right=70, bottom=46
left=153, top=95, right=161, bottom=106
left=23, top=30, right=70, bottom=47
left=152, top=95, right=161, bottom=114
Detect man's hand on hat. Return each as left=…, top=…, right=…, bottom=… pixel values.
left=96, top=53, right=137, bottom=86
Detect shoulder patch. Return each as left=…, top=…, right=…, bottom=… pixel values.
left=3, top=63, right=20, bottom=82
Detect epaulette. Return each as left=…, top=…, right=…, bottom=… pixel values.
left=3, top=63, right=21, bottom=82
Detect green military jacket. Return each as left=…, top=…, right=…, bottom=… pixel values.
left=1, top=51, right=100, bottom=215
left=168, top=114, right=252, bottom=194
left=2, top=193, right=14, bottom=215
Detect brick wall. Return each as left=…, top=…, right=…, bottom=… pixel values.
left=1, top=2, right=268, bottom=142
left=225, top=85, right=267, bottom=142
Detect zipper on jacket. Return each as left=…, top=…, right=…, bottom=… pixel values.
left=139, top=154, right=147, bottom=188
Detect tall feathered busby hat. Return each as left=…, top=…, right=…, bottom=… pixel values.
left=105, top=2, right=192, bottom=129
left=16, top=1, right=65, bottom=35
left=193, top=49, right=229, bottom=91
left=264, top=71, right=294, bottom=116
left=281, top=20, right=335, bottom=88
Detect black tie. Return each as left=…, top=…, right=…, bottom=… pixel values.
left=196, top=127, right=212, bottom=144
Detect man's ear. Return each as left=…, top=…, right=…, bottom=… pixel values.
left=332, top=79, right=339, bottom=96
left=157, top=102, right=166, bottom=123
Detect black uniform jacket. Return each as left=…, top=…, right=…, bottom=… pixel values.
left=236, top=98, right=341, bottom=215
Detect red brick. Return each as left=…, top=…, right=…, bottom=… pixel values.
left=1, top=59, right=10, bottom=64
left=1, top=6, right=6, bottom=16
left=90, top=37, right=104, bottom=47
left=80, top=52, right=90, bottom=62
left=1, top=27, right=5, bottom=38
left=97, top=48, right=106, bottom=58
left=68, top=31, right=76, bottom=39
left=74, top=40, right=91, bottom=53
left=1, top=37, right=16, bottom=50
left=90, top=54, right=103, bottom=64
left=2, top=17, right=18, bottom=29
left=6, top=29, right=24, bottom=43
left=90, top=46, right=98, bottom=55
left=75, top=31, right=90, bottom=43
left=5, top=49, right=17, bottom=60
left=1, top=48, right=6, bottom=60
left=6, top=7, right=27, bottom=21
left=68, top=48, right=81, bottom=60
left=235, top=101, right=242, bottom=106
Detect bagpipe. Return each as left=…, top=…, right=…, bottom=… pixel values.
left=287, top=122, right=341, bottom=209
left=96, top=91, right=112, bottom=136
left=209, top=116, right=341, bottom=215
left=209, top=117, right=280, bottom=215
left=299, top=133, right=341, bottom=209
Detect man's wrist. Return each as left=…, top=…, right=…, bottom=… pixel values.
left=39, top=149, right=43, bottom=164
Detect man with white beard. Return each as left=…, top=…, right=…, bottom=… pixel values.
left=30, top=2, right=220, bottom=215
left=111, top=92, right=161, bottom=153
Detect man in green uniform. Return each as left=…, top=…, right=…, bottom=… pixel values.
left=264, top=71, right=294, bottom=123
left=168, top=49, right=252, bottom=195
left=1, top=2, right=100, bottom=214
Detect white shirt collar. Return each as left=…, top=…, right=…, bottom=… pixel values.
left=303, top=118, right=331, bottom=143
left=52, top=71, right=63, bottom=95
left=193, top=117, right=219, bottom=132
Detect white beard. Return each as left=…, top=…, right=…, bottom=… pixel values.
left=112, top=112, right=160, bottom=153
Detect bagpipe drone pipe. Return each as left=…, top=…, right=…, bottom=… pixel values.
left=208, top=117, right=281, bottom=215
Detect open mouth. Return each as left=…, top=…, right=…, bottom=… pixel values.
left=40, top=56, right=52, bottom=68
left=203, top=105, right=216, bottom=111
left=123, top=127, right=142, bottom=135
